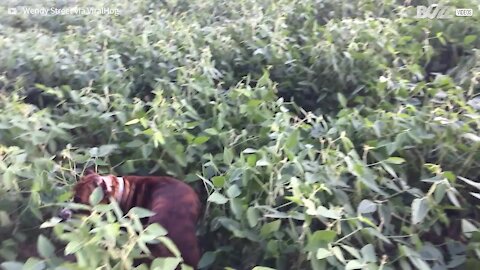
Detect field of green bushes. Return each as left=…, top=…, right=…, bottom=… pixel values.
left=0, top=0, right=480, bottom=269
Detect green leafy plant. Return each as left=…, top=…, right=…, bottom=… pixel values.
left=1, top=0, right=479, bottom=269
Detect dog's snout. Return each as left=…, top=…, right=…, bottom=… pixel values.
left=58, top=208, right=72, bottom=221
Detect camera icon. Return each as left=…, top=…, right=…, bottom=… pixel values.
left=8, top=8, right=18, bottom=15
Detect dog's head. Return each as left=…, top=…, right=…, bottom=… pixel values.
left=58, top=170, right=121, bottom=221
left=72, top=171, right=111, bottom=204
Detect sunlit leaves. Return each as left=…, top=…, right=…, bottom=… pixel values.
left=37, top=235, right=55, bottom=259
left=89, top=187, right=104, bottom=205
left=208, top=192, right=229, bottom=204
left=0, top=0, right=479, bottom=269
left=357, top=200, right=377, bottom=214
left=412, top=197, right=429, bottom=225
left=127, top=207, right=156, bottom=219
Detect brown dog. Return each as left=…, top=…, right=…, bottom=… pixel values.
left=59, top=171, right=201, bottom=269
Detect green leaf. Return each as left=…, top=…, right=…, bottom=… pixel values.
left=357, top=200, right=377, bottom=214
left=226, top=184, right=241, bottom=198
left=384, top=157, right=405, bottom=165
left=181, top=264, right=194, bottom=270
left=358, top=216, right=377, bottom=228
left=110, top=200, right=124, bottom=219
left=351, top=163, right=381, bottom=193
left=22, top=258, right=45, bottom=270
left=89, top=187, right=104, bottom=205
left=412, top=197, right=429, bottom=224
left=464, top=35, right=477, bottom=45
left=256, top=158, right=270, bottom=167
left=257, top=69, right=271, bottom=87
left=230, top=198, right=243, bottom=218
left=204, top=128, right=218, bottom=135
left=310, top=257, right=327, bottom=270
left=360, top=244, right=377, bottom=263
left=134, top=264, right=148, bottom=270
left=198, top=251, right=216, bottom=269
left=317, top=206, right=341, bottom=219
left=247, top=155, right=257, bottom=167
left=211, top=176, right=225, bottom=188
left=57, top=123, right=81, bottom=129
left=252, top=267, right=276, bottom=270
left=143, top=128, right=154, bottom=136
left=260, top=220, right=281, bottom=236
left=154, top=131, right=165, bottom=145
left=217, top=218, right=244, bottom=238
left=247, top=99, right=263, bottom=107
left=447, top=189, right=461, bottom=207
left=242, top=148, right=257, bottom=154
left=340, top=135, right=354, bottom=151
left=311, top=230, right=336, bottom=242
left=316, top=248, right=332, bottom=259
left=2, top=169, right=15, bottom=190
left=144, top=223, right=168, bottom=238
left=125, top=119, right=140, bottom=125
left=94, top=204, right=112, bottom=213
left=470, top=192, right=480, bottom=200
left=56, top=191, right=73, bottom=202
left=247, top=207, right=260, bottom=227
left=363, top=228, right=392, bottom=244
left=96, top=144, right=118, bottom=157
left=345, top=260, right=365, bottom=270
left=37, top=235, right=55, bottom=259
left=0, top=211, right=10, bottom=228
left=462, top=133, right=480, bottom=142
left=338, top=93, right=347, bottom=108
left=285, top=130, right=299, bottom=150
left=40, top=217, right=62, bottom=228
left=403, top=246, right=431, bottom=270
left=306, top=230, right=337, bottom=251
left=128, top=207, right=156, bottom=218
left=125, top=140, right=144, bottom=148
left=207, top=192, right=228, bottom=204
left=341, top=245, right=361, bottom=259
left=380, top=162, right=398, bottom=178
left=193, top=136, right=210, bottom=144
left=0, top=262, right=23, bottom=270
left=462, top=219, right=478, bottom=238
left=64, top=241, right=83, bottom=255
left=223, top=148, right=234, bottom=165
left=59, top=202, right=91, bottom=211
left=443, top=171, right=456, bottom=181
left=332, top=246, right=346, bottom=264
left=459, top=176, right=480, bottom=190
left=151, top=257, right=182, bottom=270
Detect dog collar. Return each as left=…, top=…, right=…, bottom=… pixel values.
left=115, top=177, right=124, bottom=203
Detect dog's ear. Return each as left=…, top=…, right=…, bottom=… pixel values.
left=84, top=168, right=96, bottom=176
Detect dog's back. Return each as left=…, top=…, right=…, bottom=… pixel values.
left=127, top=176, right=201, bottom=268
left=66, top=173, right=202, bottom=269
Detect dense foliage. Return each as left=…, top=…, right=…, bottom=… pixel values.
left=0, top=0, right=479, bottom=269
